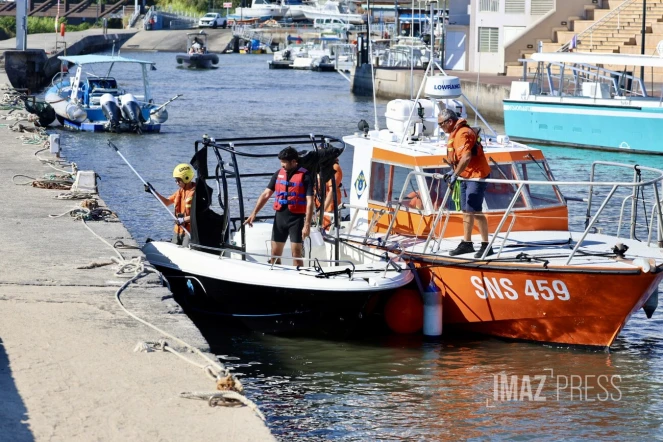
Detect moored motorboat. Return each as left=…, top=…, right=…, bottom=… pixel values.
left=142, top=135, right=413, bottom=334
left=504, top=51, right=663, bottom=154
left=46, top=55, right=178, bottom=133
left=336, top=66, right=663, bottom=347
left=176, top=31, right=219, bottom=69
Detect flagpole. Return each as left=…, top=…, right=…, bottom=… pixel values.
left=641, top=0, right=647, bottom=82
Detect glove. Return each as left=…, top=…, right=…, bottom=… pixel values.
left=443, top=172, right=458, bottom=186
left=176, top=214, right=185, bottom=225
left=144, top=182, right=153, bottom=194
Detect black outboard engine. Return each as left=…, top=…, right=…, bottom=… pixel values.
left=100, top=93, right=121, bottom=132
left=119, top=93, right=145, bottom=133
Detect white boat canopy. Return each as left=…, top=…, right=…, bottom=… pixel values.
left=58, top=55, right=155, bottom=65
left=528, top=51, right=663, bottom=68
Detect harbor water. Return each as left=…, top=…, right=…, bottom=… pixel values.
left=57, top=52, right=663, bottom=440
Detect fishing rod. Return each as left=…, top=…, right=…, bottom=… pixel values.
left=108, top=140, right=190, bottom=237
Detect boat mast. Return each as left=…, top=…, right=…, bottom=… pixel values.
left=641, top=0, right=647, bottom=82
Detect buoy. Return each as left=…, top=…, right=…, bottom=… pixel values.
left=422, top=281, right=443, bottom=336
left=384, top=288, right=423, bottom=334
left=60, top=23, right=65, bottom=37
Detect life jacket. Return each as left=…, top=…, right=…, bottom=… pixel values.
left=447, top=120, right=484, bottom=164
left=273, top=167, right=308, bottom=214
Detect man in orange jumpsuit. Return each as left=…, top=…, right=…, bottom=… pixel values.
left=438, top=109, right=493, bottom=258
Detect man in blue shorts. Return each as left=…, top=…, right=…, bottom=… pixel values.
left=438, top=109, right=493, bottom=258
left=244, top=146, right=314, bottom=266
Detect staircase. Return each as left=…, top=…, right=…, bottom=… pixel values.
left=505, top=0, right=663, bottom=80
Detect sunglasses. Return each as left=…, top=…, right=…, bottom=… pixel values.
left=438, top=119, right=452, bottom=127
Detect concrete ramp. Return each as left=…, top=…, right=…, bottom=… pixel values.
left=122, top=29, right=234, bottom=53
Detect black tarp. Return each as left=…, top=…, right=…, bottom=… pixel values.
left=189, top=146, right=226, bottom=249
left=298, top=145, right=343, bottom=183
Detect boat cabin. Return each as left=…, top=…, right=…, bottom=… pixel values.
left=343, top=77, right=568, bottom=241
left=81, top=77, right=121, bottom=106
left=62, top=55, right=155, bottom=109
left=347, top=133, right=568, bottom=239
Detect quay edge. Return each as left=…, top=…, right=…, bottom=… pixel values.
left=0, top=73, right=273, bottom=440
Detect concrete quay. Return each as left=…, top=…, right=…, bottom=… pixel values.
left=0, top=82, right=273, bottom=440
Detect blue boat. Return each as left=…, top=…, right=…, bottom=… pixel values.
left=503, top=51, right=663, bottom=155
left=45, top=54, right=178, bottom=133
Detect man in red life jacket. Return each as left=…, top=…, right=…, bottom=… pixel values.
left=244, top=147, right=314, bottom=266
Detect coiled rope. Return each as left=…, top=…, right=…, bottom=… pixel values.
left=55, top=202, right=266, bottom=420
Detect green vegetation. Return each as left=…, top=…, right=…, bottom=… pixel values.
left=0, top=17, right=94, bottom=39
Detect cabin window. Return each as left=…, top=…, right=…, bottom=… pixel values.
left=369, top=162, right=388, bottom=203
left=391, top=165, right=417, bottom=204
left=483, top=164, right=527, bottom=211
left=423, top=167, right=454, bottom=210
left=478, top=27, right=499, bottom=53
left=519, top=162, right=563, bottom=208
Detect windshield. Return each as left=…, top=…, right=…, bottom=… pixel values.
left=204, top=13, right=216, bottom=18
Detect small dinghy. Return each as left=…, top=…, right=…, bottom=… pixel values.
left=176, top=31, right=219, bottom=69
left=143, top=135, right=413, bottom=334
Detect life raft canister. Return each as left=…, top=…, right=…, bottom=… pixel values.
left=273, top=167, right=308, bottom=214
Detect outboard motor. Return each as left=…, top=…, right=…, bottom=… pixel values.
left=119, top=93, right=145, bottom=133
left=100, top=93, right=121, bottom=132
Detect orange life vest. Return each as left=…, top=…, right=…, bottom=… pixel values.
left=273, top=167, right=308, bottom=214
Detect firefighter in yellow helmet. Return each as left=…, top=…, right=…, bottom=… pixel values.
left=145, top=163, right=196, bottom=246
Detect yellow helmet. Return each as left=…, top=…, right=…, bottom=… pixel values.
left=173, top=163, right=194, bottom=183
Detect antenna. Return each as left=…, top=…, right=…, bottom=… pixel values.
left=475, top=17, right=482, bottom=126
left=368, top=0, right=379, bottom=130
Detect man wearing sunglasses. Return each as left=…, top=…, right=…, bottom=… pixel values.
left=438, top=109, right=493, bottom=258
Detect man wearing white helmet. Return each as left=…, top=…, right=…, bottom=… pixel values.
left=145, top=163, right=196, bottom=246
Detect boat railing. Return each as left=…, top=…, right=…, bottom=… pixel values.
left=342, top=202, right=397, bottom=245
left=558, top=0, right=639, bottom=53
left=411, top=163, right=663, bottom=263
left=196, top=244, right=361, bottom=277
left=527, top=59, right=649, bottom=99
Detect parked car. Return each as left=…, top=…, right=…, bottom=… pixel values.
left=313, top=18, right=354, bottom=32
left=198, top=13, right=227, bottom=29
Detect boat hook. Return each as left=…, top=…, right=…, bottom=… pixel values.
left=149, top=94, right=183, bottom=115
left=107, top=140, right=190, bottom=237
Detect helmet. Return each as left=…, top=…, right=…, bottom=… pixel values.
left=173, top=163, right=194, bottom=183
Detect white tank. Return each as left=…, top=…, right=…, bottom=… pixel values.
left=384, top=99, right=437, bottom=136
left=424, top=75, right=462, bottom=99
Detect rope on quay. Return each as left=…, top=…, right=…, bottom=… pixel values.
left=50, top=201, right=266, bottom=420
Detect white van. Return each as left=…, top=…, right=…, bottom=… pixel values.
left=313, top=18, right=353, bottom=31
